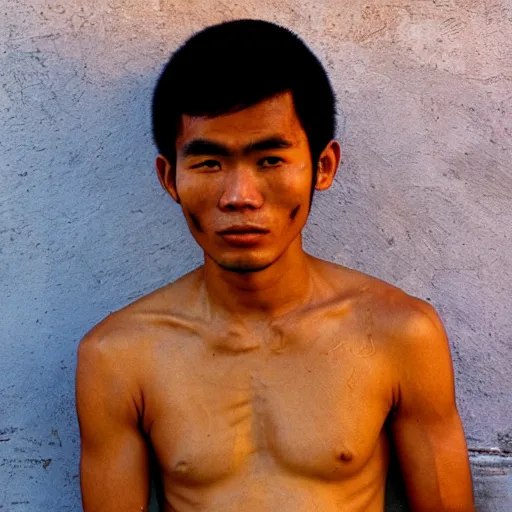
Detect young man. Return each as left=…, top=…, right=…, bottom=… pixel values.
left=76, top=19, right=475, bottom=512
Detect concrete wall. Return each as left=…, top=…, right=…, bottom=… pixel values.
left=1, top=1, right=511, bottom=510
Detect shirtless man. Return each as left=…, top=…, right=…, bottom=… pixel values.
left=76, top=19, right=475, bottom=511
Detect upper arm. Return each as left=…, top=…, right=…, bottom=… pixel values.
left=389, top=301, right=474, bottom=512
left=76, top=328, right=151, bottom=511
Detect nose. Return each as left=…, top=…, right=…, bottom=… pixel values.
left=218, top=167, right=264, bottom=211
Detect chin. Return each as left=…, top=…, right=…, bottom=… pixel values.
left=219, top=262, right=273, bottom=274
left=212, top=252, right=276, bottom=274
left=217, top=259, right=273, bottom=274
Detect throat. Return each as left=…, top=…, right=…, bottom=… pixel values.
left=202, top=249, right=317, bottom=320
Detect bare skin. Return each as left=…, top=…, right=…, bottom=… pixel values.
left=76, top=91, right=475, bottom=511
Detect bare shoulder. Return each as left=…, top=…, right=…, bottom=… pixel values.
left=318, top=259, right=447, bottom=349
left=79, top=269, right=201, bottom=350
left=361, top=273, right=444, bottom=344
left=76, top=308, right=147, bottom=410
left=357, top=272, right=447, bottom=354
left=339, top=265, right=452, bottom=380
left=320, top=261, right=454, bottom=402
left=77, top=267, right=203, bottom=381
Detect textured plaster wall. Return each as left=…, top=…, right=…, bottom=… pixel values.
left=1, top=1, right=511, bottom=510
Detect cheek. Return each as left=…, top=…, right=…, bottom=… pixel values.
left=177, top=175, right=218, bottom=209
left=279, top=163, right=313, bottom=225
left=176, top=177, right=220, bottom=234
left=267, top=163, right=312, bottom=205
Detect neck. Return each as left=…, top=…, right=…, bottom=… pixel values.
left=201, top=237, right=316, bottom=322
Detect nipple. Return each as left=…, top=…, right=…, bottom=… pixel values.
left=174, top=460, right=191, bottom=473
left=339, top=451, right=353, bottom=463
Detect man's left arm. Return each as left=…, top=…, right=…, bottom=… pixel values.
left=389, top=300, right=475, bottom=512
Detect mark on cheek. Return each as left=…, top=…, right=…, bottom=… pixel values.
left=188, top=212, right=203, bottom=233
left=290, top=205, right=301, bottom=221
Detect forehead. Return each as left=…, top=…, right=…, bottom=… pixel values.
left=176, top=91, right=307, bottom=151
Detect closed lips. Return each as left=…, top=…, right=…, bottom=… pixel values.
left=218, top=226, right=269, bottom=234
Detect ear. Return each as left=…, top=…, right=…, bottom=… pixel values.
left=314, top=140, right=342, bottom=191
left=156, top=154, right=180, bottom=204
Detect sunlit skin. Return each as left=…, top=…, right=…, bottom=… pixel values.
left=76, top=91, right=475, bottom=511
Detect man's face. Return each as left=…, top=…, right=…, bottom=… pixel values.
left=161, top=92, right=327, bottom=273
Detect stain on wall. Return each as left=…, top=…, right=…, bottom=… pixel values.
left=1, top=1, right=511, bottom=510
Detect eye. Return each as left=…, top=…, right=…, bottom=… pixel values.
left=191, top=160, right=221, bottom=170
left=259, top=156, right=283, bottom=167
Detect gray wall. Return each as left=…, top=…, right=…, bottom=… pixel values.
left=1, top=1, right=511, bottom=510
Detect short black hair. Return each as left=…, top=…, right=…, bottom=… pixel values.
left=152, top=19, right=337, bottom=177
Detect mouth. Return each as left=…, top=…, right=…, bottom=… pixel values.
left=218, top=225, right=270, bottom=235
left=217, top=225, right=270, bottom=246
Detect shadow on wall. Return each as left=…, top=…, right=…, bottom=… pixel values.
left=1, top=48, right=200, bottom=507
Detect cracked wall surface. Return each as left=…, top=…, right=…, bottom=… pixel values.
left=1, top=1, right=511, bottom=510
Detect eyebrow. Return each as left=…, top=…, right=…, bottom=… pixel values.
left=181, top=136, right=295, bottom=158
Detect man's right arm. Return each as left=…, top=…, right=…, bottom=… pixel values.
left=76, top=328, right=151, bottom=511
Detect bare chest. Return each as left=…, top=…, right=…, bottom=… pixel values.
left=144, top=323, right=393, bottom=486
